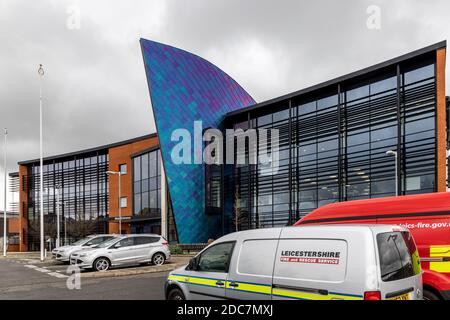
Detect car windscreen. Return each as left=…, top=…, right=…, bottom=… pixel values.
left=377, top=231, right=421, bottom=282
left=71, top=237, right=91, bottom=246
left=96, top=237, right=120, bottom=248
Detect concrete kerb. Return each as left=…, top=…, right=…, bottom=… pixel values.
left=79, top=256, right=191, bottom=279
left=1, top=253, right=193, bottom=279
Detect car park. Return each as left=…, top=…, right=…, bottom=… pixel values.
left=70, top=234, right=171, bottom=271
left=51, top=234, right=117, bottom=263
left=165, top=225, right=422, bottom=300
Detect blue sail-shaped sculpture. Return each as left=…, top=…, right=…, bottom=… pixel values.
left=140, top=39, right=255, bottom=243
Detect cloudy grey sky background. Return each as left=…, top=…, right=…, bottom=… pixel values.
left=0, top=0, right=449, bottom=209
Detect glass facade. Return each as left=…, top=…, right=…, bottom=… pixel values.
left=132, top=149, right=162, bottom=234
left=222, top=59, right=437, bottom=232
left=26, top=151, right=109, bottom=250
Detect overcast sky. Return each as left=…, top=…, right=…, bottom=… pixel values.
left=0, top=0, right=449, bottom=209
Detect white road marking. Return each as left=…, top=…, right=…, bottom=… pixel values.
left=23, top=264, right=68, bottom=279
left=48, top=272, right=68, bottom=278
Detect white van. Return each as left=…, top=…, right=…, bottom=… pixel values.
left=165, top=225, right=423, bottom=300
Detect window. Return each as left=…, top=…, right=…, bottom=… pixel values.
left=84, top=236, right=113, bottom=246
left=115, top=237, right=134, bottom=248
left=135, top=236, right=160, bottom=245
left=120, top=197, right=127, bottom=208
left=119, top=164, right=127, bottom=174
left=377, top=232, right=420, bottom=282
left=197, top=242, right=235, bottom=273
left=133, top=150, right=161, bottom=218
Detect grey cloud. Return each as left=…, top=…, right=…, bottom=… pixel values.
left=0, top=0, right=449, bottom=209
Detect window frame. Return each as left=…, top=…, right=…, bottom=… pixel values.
left=120, top=197, right=127, bottom=208
left=119, top=163, right=127, bottom=175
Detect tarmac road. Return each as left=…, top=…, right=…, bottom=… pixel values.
left=0, top=258, right=168, bottom=300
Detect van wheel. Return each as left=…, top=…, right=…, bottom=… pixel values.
left=152, top=253, right=165, bottom=266
left=168, top=288, right=185, bottom=300
left=93, top=257, right=110, bottom=272
left=423, top=289, right=441, bottom=300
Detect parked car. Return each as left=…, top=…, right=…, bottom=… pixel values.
left=165, top=225, right=422, bottom=300
left=294, top=192, right=450, bottom=300
left=52, top=234, right=117, bottom=263
left=70, top=234, right=170, bottom=271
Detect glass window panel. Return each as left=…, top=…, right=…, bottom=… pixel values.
left=298, top=101, right=316, bottom=115
left=404, top=64, right=434, bottom=85
left=371, top=126, right=397, bottom=142
left=149, top=177, right=157, bottom=191
left=318, top=137, right=338, bottom=152
left=142, top=192, right=149, bottom=211
left=371, top=179, right=395, bottom=194
left=141, top=153, right=149, bottom=180
left=150, top=191, right=158, bottom=209
left=273, top=192, right=289, bottom=204
left=273, top=109, right=289, bottom=122
left=258, top=114, right=272, bottom=126
left=405, top=117, right=434, bottom=135
left=346, top=85, right=369, bottom=102
left=134, top=194, right=141, bottom=215
left=133, top=157, right=141, bottom=182
left=348, top=131, right=369, bottom=146
left=120, top=197, right=127, bottom=208
left=317, top=95, right=338, bottom=110
left=150, top=151, right=157, bottom=177
left=134, top=181, right=141, bottom=194
left=370, top=76, right=397, bottom=95
left=142, top=178, right=149, bottom=192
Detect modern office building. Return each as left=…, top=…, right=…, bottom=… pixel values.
left=15, top=134, right=176, bottom=251
left=141, top=39, right=448, bottom=243
left=12, top=40, right=448, bottom=251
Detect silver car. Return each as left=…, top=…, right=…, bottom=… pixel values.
left=52, top=234, right=116, bottom=263
left=70, top=234, right=171, bottom=272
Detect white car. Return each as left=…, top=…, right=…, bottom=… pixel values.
left=70, top=234, right=171, bottom=271
left=52, top=235, right=116, bottom=263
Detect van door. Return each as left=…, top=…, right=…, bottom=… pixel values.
left=376, top=231, right=422, bottom=300
left=186, top=241, right=235, bottom=300
left=225, top=238, right=279, bottom=300
left=272, top=236, right=350, bottom=300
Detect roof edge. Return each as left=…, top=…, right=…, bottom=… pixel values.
left=18, top=133, right=158, bottom=165
left=226, top=40, right=447, bottom=118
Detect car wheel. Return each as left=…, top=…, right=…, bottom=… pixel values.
left=93, top=257, right=110, bottom=272
left=168, top=288, right=185, bottom=300
left=152, top=253, right=165, bottom=266
left=423, top=289, right=441, bottom=300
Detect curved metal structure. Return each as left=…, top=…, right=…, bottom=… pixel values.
left=140, top=39, right=255, bottom=243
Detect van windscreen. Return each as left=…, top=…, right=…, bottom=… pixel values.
left=377, top=231, right=421, bottom=282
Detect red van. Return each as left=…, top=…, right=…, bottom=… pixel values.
left=294, top=192, right=450, bottom=300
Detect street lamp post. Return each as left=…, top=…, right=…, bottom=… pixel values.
left=106, top=171, right=122, bottom=234
left=38, top=64, right=45, bottom=261
left=3, top=128, right=7, bottom=257
left=386, top=150, right=398, bottom=196
left=55, top=185, right=61, bottom=248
